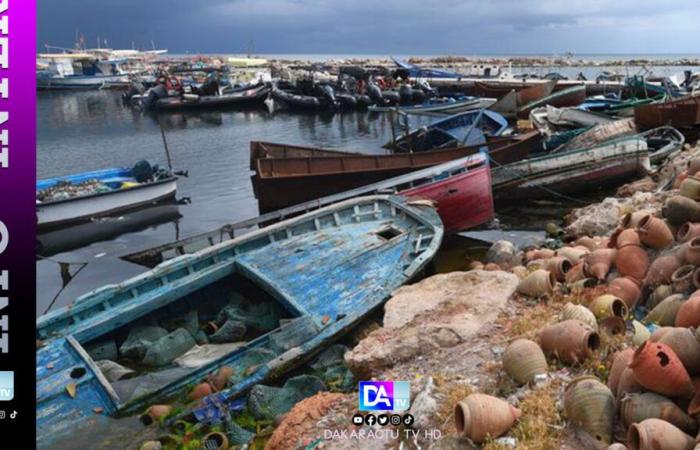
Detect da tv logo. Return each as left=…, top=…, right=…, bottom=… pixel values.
left=358, top=381, right=410, bottom=411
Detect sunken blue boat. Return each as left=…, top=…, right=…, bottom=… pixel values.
left=386, top=109, right=509, bottom=152
left=36, top=195, right=443, bottom=447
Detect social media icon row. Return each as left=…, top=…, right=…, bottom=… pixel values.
left=352, top=413, right=414, bottom=426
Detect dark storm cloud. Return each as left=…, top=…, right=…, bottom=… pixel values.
left=38, top=0, right=700, bottom=54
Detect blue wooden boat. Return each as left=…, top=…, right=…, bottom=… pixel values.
left=36, top=195, right=443, bottom=447
left=37, top=162, right=178, bottom=229
left=386, top=109, right=509, bottom=152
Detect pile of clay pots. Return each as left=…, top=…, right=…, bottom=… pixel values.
left=499, top=157, right=700, bottom=449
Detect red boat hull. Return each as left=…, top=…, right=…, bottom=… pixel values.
left=402, top=162, right=494, bottom=233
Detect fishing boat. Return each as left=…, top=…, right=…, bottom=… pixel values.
left=518, top=85, right=587, bottom=117
left=36, top=162, right=178, bottom=229
left=634, top=95, right=700, bottom=130
left=529, top=105, right=615, bottom=135
left=386, top=109, right=509, bottom=152
left=250, top=132, right=539, bottom=213
left=367, top=96, right=489, bottom=114
left=491, top=128, right=684, bottom=200
left=36, top=195, right=443, bottom=447
left=36, top=54, right=133, bottom=90
left=488, top=81, right=557, bottom=119
left=151, top=82, right=270, bottom=111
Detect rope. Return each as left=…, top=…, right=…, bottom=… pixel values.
left=37, top=255, right=89, bottom=315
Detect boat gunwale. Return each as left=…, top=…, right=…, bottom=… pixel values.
left=37, top=175, right=178, bottom=207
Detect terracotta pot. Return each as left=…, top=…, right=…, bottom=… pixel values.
left=565, top=262, right=587, bottom=284
left=208, top=366, right=234, bottom=391
left=616, top=244, right=649, bottom=282
left=201, top=432, right=229, bottom=450
left=557, top=246, right=590, bottom=264
left=188, top=382, right=214, bottom=401
left=680, top=176, right=700, bottom=201
left=502, top=339, right=548, bottom=385
left=632, top=320, right=651, bottom=346
left=608, top=276, right=642, bottom=309
left=621, top=392, right=697, bottom=436
left=623, top=211, right=650, bottom=229
left=575, top=236, right=599, bottom=251
left=689, top=159, right=700, bottom=175
left=644, top=254, right=682, bottom=287
left=677, top=222, right=700, bottom=243
left=616, top=229, right=642, bottom=249
left=693, top=267, right=700, bottom=290
left=630, top=341, right=694, bottom=398
left=622, top=392, right=697, bottom=436
left=524, top=248, right=555, bottom=262
left=637, top=215, right=674, bottom=249
left=608, top=348, right=635, bottom=396
left=141, top=404, right=173, bottom=425
left=681, top=238, right=700, bottom=266
left=538, top=320, right=600, bottom=364
left=663, top=196, right=700, bottom=227
left=627, top=418, right=695, bottom=450
left=517, top=269, right=555, bottom=297
left=675, top=295, right=700, bottom=328
left=650, top=326, right=675, bottom=342
left=600, top=316, right=626, bottom=336
left=454, top=393, right=521, bottom=443
left=563, top=376, right=615, bottom=444
left=589, top=294, right=628, bottom=320
left=616, top=367, right=644, bottom=403
left=658, top=328, right=700, bottom=376
left=484, top=263, right=500, bottom=271
left=584, top=249, right=617, bottom=280
left=467, top=261, right=484, bottom=271
left=559, top=303, right=598, bottom=330
left=645, top=294, right=684, bottom=326
left=672, top=265, right=696, bottom=294
left=607, top=444, right=627, bottom=450
left=570, top=278, right=598, bottom=291
left=544, top=256, right=572, bottom=282
left=647, top=285, right=673, bottom=310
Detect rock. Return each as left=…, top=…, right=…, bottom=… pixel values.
left=141, top=328, right=197, bottom=367
left=264, top=392, right=348, bottom=450
left=616, top=177, right=658, bottom=197
left=409, top=377, right=439, bottom=430
left=249, top=375, right=327, bottom=421
left=485, top=240, right=519, bottom=269
left=96, top=360, right=135, bottom=382
left=119, top=325, right=169, bottom=360
left=139, top=441, right=161, bottom=450
left=345, top=270, right=518, bottom=378
left=86, top=340, right=118, bottom=362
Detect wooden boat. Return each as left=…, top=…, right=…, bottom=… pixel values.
left=153, top=83, right=270, bottom=110
left=634, top=95, right=700, bottom=130
left=250, top=132, right=540, bottom=213
left=489, top=81, right=557, bottom=119
left=518, top=85, right=587, bottom=117
left=530, top=105, right=615, bottom=135
left=36, top=195, right=443, bottom=447
left=386, top=109, right=509, bottom=152
left=37, top=165, right=178, bottom=229
left=491, top=133, right=664, bottom=200
left=367, top=96, right=484, bottom=114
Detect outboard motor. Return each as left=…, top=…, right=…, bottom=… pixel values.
left=132, top=160, right=154, bottom=183
left=142, top=84, right=168, bottom=110
left=317, top=84, right=337, bottom=106
left=367, top=81, right=383, bottom=104
left=399, top=84, right=414, bottom=105
left=412, top=89, right=426, bottom=104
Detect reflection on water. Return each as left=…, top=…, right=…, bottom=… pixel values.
left=36, top=90, right=418, bottom=314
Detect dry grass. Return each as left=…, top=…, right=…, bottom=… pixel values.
left=433, top=374, right=473, bottom=434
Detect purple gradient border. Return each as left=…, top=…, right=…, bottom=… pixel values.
left=0, top=0, right=36, bottom=436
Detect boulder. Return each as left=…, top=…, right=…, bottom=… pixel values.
left=485, top=240, right=519, bottom=269
left=345, top=270, right=518, bottom=378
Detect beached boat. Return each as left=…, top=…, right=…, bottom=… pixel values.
left=517, top=85, right=587, bottom=117
left=491, top=128, right=683, bottom=200
left=152, top=83, right=270, bottom=111
left=36, top=195, right=443, bottom=447
left=37, top=164, right=178, bottom=229
left=634, top=95, right=700, bottom=130
left=250, top=132, right=539, bottom=213
left=386, top=109, right=509, bottom=152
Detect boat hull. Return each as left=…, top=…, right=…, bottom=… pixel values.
left=154, top=84, right=270, bottom=110
left=37, top=177, right=177, bottom=229
left=37, top=74, right=130, bottom=90
left=634, top=96, right=700, bottom=130
left=492, top=136, right=649, bottom=200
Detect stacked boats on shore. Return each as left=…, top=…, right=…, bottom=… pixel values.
left=35, top=57, right=700, bottom=445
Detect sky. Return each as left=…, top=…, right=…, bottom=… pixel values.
left=38, top=0, right=700, bottom=55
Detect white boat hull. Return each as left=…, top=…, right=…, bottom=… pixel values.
left=37, top=74, right=130, bottom=90
left=37, top=178, right=177, bottom=228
